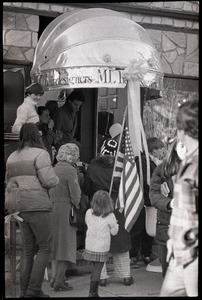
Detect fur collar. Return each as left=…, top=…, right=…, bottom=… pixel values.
left=91, top=155, right=115, bottom=167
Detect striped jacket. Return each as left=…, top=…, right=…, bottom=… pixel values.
left=168, top=149, right=198, bottom=266
left=5, top=146, right=59, bottom=212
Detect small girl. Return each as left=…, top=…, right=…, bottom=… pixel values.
left=83, top=190, right=119, bottom=297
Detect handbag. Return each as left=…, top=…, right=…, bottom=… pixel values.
left=5, top=188, right=21, bottom=214
left=145, top=206, right=157, bottom=237
left=69, top=205, right=85, bottom=229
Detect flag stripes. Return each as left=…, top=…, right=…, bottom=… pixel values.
left=113, top=124, right=144, bottom=232
left=113, top=152, right=124, bottom=178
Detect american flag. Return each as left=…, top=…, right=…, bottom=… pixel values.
left=114, top=124, right=144, bottom=232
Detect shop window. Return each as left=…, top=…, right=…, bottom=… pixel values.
left=143, top=77, right=198, bottom=144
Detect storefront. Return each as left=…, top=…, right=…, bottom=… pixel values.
left=30, top=7, right=163, bottom=165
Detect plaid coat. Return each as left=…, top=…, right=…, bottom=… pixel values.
left=168, top=149, right=198, bottom=266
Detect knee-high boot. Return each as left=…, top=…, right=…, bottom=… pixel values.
left=88, top=280, right=99, bottom=297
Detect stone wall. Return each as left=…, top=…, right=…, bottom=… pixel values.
left=3, top=2, right=199, bottom=78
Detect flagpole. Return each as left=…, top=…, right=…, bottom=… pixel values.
left=109, top=105, right=128, bottom=197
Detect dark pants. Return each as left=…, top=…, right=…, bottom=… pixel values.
left=158, top=243, right=168, bottom=277
left=19, top=212, right=52, bottom=295
left=129, top=207, right=153, bottom=258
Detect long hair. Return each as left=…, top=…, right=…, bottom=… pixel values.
left=91, top=190, right=114, bottom=218
left=163, top=139, right=181, bottom=178
left=17, top=123, right=45, bottom=150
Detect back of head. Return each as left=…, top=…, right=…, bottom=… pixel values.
left=45, top=100, right=58, bottom=111
left=25, top=83, right=44, bottom=96
left=67, top=89, right=85, bottom=103
left=56, top=143, right=80, bottom=164
left=100, top=139, right=118, bottom=156
left=176, top=99, right=198, bottom=140
left=109, top=123, right=122, bottom=139
left=37, top=106, right=48, bottom=116
left=147, top=137, right=165, bottom=154
left=91, top=190, right=114, bottom=217
left=18, top=123, right=44, bottom=150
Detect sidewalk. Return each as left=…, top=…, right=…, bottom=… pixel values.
left=5, top=252, right=163, bottom=298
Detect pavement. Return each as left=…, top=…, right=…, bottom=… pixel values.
left=5, top=251, right=164, bottom=298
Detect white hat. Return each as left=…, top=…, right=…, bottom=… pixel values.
left=109, top=123, right=122, bottom=139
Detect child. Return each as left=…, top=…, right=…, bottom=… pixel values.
left=83, top=190, right=119, bottom=297
left=12, top=83, right=44, bottom=134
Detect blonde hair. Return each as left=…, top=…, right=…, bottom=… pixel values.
left=91, top=190, right=114, bottom=218
left=56, top=143, right=79, bottom=164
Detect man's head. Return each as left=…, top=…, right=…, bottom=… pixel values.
left=38, top=106, right=50, bottom=124
left=147, top=137, right=165, bottom=160
left=66, top=89, right=85, bottom=113
left=45, top=100, right=58, bottom=118
left=176, top=99, right=198, bottom=142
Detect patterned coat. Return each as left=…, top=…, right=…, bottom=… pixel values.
left=168, top=150, right=198, bottom=266
left=82, top=155, right=131, bottom=253
left=50, top=161, right=81, bottom=263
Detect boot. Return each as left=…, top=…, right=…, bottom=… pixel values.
left=88, top=281, right=99, bottom=297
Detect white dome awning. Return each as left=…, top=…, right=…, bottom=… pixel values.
left=31, top=8, right=163, bottom=90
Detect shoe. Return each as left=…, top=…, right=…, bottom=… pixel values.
left=50, top=279, right=69, bottom=288
left=50, top=278, right=55, bottom=288
left=143, top=256, right=151, bottom=264
left=54, top=282, right=73, bottom=292
left=24, top=290, right=50, bottom=298
left=99, top=279, right=107, bottom=287
left=146, top=258, right=162, bottom=273
left=89, top=281, right=99, bottom=297
left=130, top=257, right=139, bottom=269
left=124, top=276, right=134, bottom=286
left=65, top=269, right=83, bottom=277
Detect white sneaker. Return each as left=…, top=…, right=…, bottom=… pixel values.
left=146, top=258, right=162, bottom=273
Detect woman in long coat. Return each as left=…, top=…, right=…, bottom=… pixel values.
left=50, top=143, right=81, bottom=291
left=82, top=139, right=134, bottom=287
left=149, top=139, right=186, bottom=277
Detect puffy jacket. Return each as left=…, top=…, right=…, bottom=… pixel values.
left=5, top=146, right=59, bottom=212
left=149, top=162, right=173, bottom=245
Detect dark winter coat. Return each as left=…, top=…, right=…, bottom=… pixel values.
left=36, top=121, right=56, bottom=161
left=82, top=155, right=131, bottom=253
left=136, top=153, right=157, bottom=206
left=149, top=162, right=173, bottom=246
left=53, top=102, right=77, bottom=149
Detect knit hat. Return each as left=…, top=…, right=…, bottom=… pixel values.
left=100, top=139, right=118, bottom=156
left=25, top=83, right=44, bottom=96
left=109, top=123, right=122, bottom=139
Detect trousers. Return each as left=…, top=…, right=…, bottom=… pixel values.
left=130, top=207, right=153, bottom=258
left=158, top=243, right=168, bottom=278
left=100, top=251, right=130, bottom=279
left=160, top=256, right=198, bottom=297
left=18, top=212, right=52, bottom=294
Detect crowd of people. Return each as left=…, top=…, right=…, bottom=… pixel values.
left=5, top=82, right=198, bottom=297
